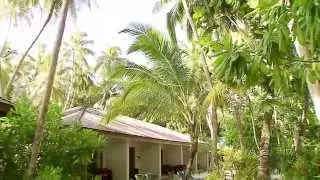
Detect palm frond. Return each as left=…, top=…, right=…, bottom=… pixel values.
left=121, top=23, right=190, bottom=85
left=203, top=82, right=228, bottom=109
left=166, top=1, right=184, bottom=43
left=119, top=23, right=153, bottom=37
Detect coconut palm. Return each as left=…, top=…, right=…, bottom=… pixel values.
left=62, top=31, right=95, bottom=109
left=4, top=0, right=94, bottom=98
left=95, top=47, right=126, bottom=77
left=0, top=43, right=16, bottom=96
left=93, top=47, right=127, bottom=109
left=107, top=24, right=223, bottom=178
left=0, top=0, right=36, bottom=84
left=21, top=45, right=66, bottom=105
left=4, top=0, right=59, bottom=98
left=154, top=0, right=222, bottom=167
left=24, top=0, right=94, bottom=178
left=0, top=42, right=37, bottom=98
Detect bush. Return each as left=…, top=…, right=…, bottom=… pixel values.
left=206, top=170, right=223, bottom=180
left=36, top=166, right=63, bottom=180
left=206, top=147, right=258, bottom=180
left=0, top=98, right=104, bottom=179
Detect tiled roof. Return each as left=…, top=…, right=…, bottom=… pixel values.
left=63, top=107, right=191, bottom=144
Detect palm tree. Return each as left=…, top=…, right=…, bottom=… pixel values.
left=4, top=0, right=58, bottom=98
left=95, top=47, right=126, bottom=77
left=154, top=0, right=220, bottom=167
left=108, top=24, right=216, bottom=178
left=0, top=43, right=16, bottom=96
left=23, top=45, right=66, bottom=105
left=94, top=47, right=127, bottom=109
left=63, top=31, right=95, bottom=109
left=23, top=0, right=70, bottom=178
left=0, top=43, right=37, bottom=98
left=24, top=0, right=95, bottom=177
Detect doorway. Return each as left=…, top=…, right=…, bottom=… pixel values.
left=129, top=147, right=136, bottom=179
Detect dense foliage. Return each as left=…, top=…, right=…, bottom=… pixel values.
left=1, top=0, right=320, bottom=179
left=0, top=99, right=104, bottom=179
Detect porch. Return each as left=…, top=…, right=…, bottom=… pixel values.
left=94, top=137, right=209, bottom=180
left=63, top=108, right=210, bottom=179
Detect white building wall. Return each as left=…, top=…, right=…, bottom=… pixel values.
left=182, top=146, right=190, bottom=167
left=103, top=139, right=129, bottom=180
left=139, top=143, right=161, bottom=177
left=162, top=144, right=183, bottom=165
left=129, top=141, right=143, bottom=170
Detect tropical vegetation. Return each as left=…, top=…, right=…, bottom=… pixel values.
left=0, top=0, right=320, bottom=179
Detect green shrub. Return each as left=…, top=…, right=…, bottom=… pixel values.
left=206, top=147, right=257, bottom=180
left=0, top=98, right=104, bottom=179
left=36, top=166, right=63, bottom=180
left=206, top=170, right=223, bottom=180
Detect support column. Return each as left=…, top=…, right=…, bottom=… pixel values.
left=180, top=145, right=184, bottom=164
left=103, top=139, right=129, bottom=180
left=125, top=140, right=129, bottom=180
left=194, top=152, right=198, bottom=173
left=207, top=152, right=209, bottom=170
left=157, top=144, right=161, bottom=178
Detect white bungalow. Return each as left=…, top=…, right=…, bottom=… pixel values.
left=63, top=107, right=209, bottom=180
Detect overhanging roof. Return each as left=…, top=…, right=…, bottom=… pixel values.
left=63, top=107, right=191, bottom=144
left=0, top=97, right=14, bottom=117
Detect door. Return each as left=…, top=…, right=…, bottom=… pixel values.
left=129, top=147, right=135, bottom=179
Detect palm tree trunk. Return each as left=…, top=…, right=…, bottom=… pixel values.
left=307, top=81, right=320, bottom=121
left=181, top=0, right=211, bottom=87
left=181, top=0, right=219, bottom=168
left=185, top=137, right=198, bottom=179
left=295, top=41, right=320, bottom=120
left=234, top=105, right=244, bottom=151
left=0, top=60, right=3, bottom=97
left=5, top=1, right=56, bottom=98
left=257, top=110, right=272, bottom=180
left=288, top=18, right=320, bottom=122
left=247, top=95, right=260, bottom=150
left=23, top=0, right=69, bottom=179
left=231, top=93, right=244, bottom=150
left=206, top=103, right=218, bottom=168
left=64, top=51, right=75, bottom=110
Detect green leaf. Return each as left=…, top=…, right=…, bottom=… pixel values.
left=247, top=0, right=259, bottom=9
left=248, top=0, right=278, bottom=9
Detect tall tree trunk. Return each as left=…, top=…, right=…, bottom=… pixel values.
left=185, top=113, right=200, bottom=179
left=247, top=95, right=260, bottom=150
left=234, top=104, right=244, bottom=150
left=0, top=60, right=3, bottom=97
left=185, top=137, right=198, bottom=179
left=257, top=110, right=272, bottom=180
left=181, top=0, right=219, bottom=168
left=307, top=82, right=320, bottom=121
left=206, top=103, right=218, bottom=168
left=181, top=0, right=211, bottom=86
left=64, top=51, right=75, bottom=110
left=23, top=0, right=69, bottom=179
left=289, top=22, right=320, bottom=122
left=5, top=1, right=56, bottom=98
